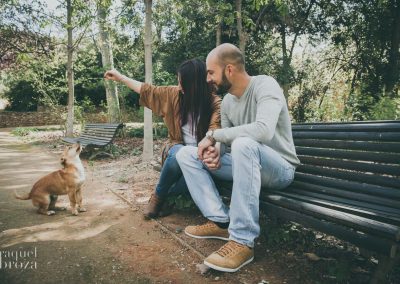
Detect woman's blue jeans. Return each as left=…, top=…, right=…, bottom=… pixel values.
left=155, top=144, right=188, bottom=199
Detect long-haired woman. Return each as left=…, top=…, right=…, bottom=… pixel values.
left=104, top=59, right=221, bottom=219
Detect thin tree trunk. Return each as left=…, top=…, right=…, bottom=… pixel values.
left=280, top=26, right=290, bottom=100
left=66, top=0, right=74, bottom=137
left=216, top=21, right=222, bottom=46
left=97, top=1, right=120, bottom=123
left=385, top=0, right=400, bottom=96
left=236, top=0, right=246, bottom=54
left=143, top=0, right=153, bottom=161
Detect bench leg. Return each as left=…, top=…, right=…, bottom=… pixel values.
left=89, top=150, right=114, bottom=160
left=370, top=254, right=399, bottom=284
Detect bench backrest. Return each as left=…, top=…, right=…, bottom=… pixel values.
left=291, top=120, right=400, bottom=224
left=79, top=123, right=123, bottom=146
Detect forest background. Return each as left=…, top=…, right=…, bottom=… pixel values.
left=1, top=0, right=399, bottom=124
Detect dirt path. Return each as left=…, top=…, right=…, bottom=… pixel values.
left=0, top=130, right=242, bottom=284
left=2, top=128, right=395, bottom=283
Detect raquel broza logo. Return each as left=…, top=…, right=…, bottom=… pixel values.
left=0, top=247, right=37, bottom=269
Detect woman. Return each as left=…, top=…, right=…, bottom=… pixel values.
left=104, top=59, right=221, bottom=219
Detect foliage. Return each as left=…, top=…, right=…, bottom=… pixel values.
left=166, top=193, right=195, bottom=210
left=370, top=95, right=400, bottom=120
left=126, top=123, right=168, bottom=139
left=0, top=0, right=52, bottom=67
left=265, top=222, right=315, bottom=248
left=1, top=0, right=399, bottom=122
left=11, top=127, right=39, bottom=136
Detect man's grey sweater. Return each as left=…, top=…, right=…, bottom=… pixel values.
left=213, top=75, right=300, bottom=167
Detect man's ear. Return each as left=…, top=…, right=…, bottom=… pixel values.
left=226, top=64, right=234, bottom=77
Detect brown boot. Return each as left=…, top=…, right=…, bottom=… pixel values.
left=144, top=193, right=165, bottom=220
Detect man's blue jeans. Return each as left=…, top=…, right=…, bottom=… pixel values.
left=155, top=144, right=188, bottom=199
left=176, top=137, right=295, bottom=247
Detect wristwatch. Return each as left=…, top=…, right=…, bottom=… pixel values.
left=206, top=130, right=216, bottom=146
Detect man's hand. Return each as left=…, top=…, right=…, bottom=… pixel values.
left=203, top=145, right=221, bottom=170
left=104, top=69, right=124, bottom=82
left=197, top=136, right=214, bottom=160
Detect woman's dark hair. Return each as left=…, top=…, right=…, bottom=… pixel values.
left=178, top=59, right=214, bottom=142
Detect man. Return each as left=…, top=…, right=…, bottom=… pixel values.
left=176, top=43, right=300, bottom=272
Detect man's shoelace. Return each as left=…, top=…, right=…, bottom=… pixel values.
left=195, top=221, right=215, bottom=229
left=216, top=242, right=244, bottom=257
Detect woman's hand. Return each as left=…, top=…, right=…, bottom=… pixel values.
left=104, top=69, right=125, bottom=82
left=104, top=70, right=142, bottom=93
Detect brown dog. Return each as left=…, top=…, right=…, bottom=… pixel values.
left=15, top=143, right=86, bottom=216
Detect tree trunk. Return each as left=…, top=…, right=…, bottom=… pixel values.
left=280, top=26, right=290, bottom=100
left=66, top=0, right=74, bottom=137
left=385, top=0, right=400, bottom=96
left=216, top=21, right=222, bottom=46
left=143, top=0, right=153, bottom=161
left=97, top=0, right=121, bottom=123
left=236, top=0, right=246, bottom=54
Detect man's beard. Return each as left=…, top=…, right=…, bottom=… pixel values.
left=215, top=72, right=232, bottom=95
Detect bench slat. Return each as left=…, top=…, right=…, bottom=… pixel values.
left=76, top=137, right=108, bottom=145
left=298, top=164, right=400, bottom=189
left=85, top=123, right=122, bottom=128
left=294, top=172, right=400, bottom=199
left=290, top=181, right=400, bottom=210
left=294, top=139, right=400, bottom=153
left=292, top=121, right=400, bottom=131
left=298, top=155, right=400, bottom=176
left=80, top=134, right=114, bottom=142
left=274, top=189, right=400, bottom=225
left=265, top=194, right=400, bottom=241
left=293, top=131, right=400, bottom=141
left=296, top=146, right=400, bottom=164
left=82, top=129, right=119, bottom=135
left=62, top=137, right=79, bottom=144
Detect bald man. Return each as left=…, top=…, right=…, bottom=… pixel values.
left=176, top=43, right=300, bottom=272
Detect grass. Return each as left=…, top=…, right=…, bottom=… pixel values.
left=11, top=127, right=39, bottom=136
left=11, top=126, right=65, bottom=137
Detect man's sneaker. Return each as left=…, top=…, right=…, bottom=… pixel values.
left=143, top=192, right=165, bottom=220
left=204, top=240, right=254, bottom=272
left=184, top=221, right=229, bottom=240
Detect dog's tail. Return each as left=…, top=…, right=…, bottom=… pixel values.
left=14, top=190, right=31, bottom=200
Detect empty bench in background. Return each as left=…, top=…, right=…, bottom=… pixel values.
left=217, top=120, right=400, bottom=283
left=62, top=123, right=124, bottom=159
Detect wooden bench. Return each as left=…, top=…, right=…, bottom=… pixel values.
left=217, top=120, right=400, bottom=283
left=62, top=123, right=124, bottom=159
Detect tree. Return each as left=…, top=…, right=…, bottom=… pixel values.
left=66, top=0, right=75, bottom=136
left=236, top=0, right=246, bottom=53
left=254, top=0, right=321, bottom=99
left=63, top=0, right=94, bottom=136
left=143, top=0, right=153, bottom=161
left=329, top=0, right=400, bottom=119
left=0, top=0, right=51, bottom=70
left=97, top=0, right=121, bottom=123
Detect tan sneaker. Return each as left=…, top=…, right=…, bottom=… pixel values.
left=204, top=241, right=254, bottom=272
left=184, top=221, right=229, bottom=240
